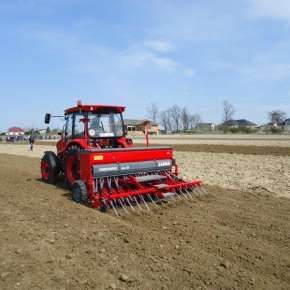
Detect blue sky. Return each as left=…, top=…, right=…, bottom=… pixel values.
left=1, top=0, right=290, bottom=130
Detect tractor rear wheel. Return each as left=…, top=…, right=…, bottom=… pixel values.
left=71, top=180, right=88, bottom=204
left=41, top=151, right=60, bottom=184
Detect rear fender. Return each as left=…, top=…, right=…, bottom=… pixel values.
left=66, top=139, right=87, bottom=151
left=57, top=140, right=85, bottom=170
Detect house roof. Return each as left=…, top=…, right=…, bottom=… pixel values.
left=7, top=127, right=24, bottom=133
left=124, top=119, right=158, bottom=126
left=224, top=119, right=257, bottom=127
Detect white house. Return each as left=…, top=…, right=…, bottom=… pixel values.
left=6, top=127, right=25, bottom=141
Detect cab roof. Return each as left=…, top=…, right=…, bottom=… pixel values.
left=65, top=104, right=126, bottom=115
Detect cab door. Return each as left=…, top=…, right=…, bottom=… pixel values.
left=56, top=115, right=73, bottom=154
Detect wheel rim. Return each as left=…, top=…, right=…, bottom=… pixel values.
left=66, top=155, right=80, bottom=184
left=41, top=160, right=50, bottom=181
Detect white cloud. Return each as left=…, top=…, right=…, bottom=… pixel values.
left=29, top=28, right=195, bottom=80
left=121, top=50, right=179, bottom=71
left=121, top=49, right=196, bottom=78
left=150, top=55, right=179, bottom=71
left=144, top=40, right=173, bottom=52
left=118, top=39, right=195, bottom=77
left=250, top=0, right=290, bottom=21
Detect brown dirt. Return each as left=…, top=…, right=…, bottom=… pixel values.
left=175, top=151, right=290, bottom=198
left=133, top=135, right=290, bottom=147
left=1, top=144, right=290, bottom=197
left=168, top=144, right=290, bottom=156
left=0, top=154, right=290, bottom=289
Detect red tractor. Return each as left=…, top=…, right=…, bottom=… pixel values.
left=41, top=102, right=203, bottom=214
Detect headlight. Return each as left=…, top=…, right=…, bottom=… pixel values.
left=89, top=129, right=96, bottom=136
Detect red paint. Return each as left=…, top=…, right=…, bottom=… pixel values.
left=41, top=160, right=50, bottom=181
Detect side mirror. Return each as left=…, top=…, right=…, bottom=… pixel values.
left=45, top=113, right=51, bottom=124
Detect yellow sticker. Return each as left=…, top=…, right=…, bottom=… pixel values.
left=94, top=155, right=104, bottom=161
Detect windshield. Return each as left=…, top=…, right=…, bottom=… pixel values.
left=88, top=112, right=124, bottom=137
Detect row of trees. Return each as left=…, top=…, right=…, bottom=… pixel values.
left=147, top=103, right=202, bottom=132
left=268, top=110, right=287, bottom=125
left=222, top=101, right=289, bottom=125
left=147, top=100, right=237, bottom=133
left=147, top=101, right=289, bottom=133
left=220, top=100, right=289, bottom=126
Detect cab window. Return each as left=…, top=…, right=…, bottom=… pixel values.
left=65, top=115, right=73, bottom=139
left=74, top=113, right=85, bottom=138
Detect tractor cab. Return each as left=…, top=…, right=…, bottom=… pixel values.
left=45, top=102, right=132, bottom=152
left=64, top=109, right=124, bottom=138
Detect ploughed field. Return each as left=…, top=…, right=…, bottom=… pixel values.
left=132, top=133, right=290, bottom=147
left=1, top=143, right=290, bottom=197
left=0, top=141, right=290, bottom=289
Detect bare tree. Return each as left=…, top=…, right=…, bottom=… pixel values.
left=189, top=114, right=202, bottom=129
left=222, top=100, right=235, bottom=123
left=146, top=102, right=159, bottom=123
left=181, top=107, right=190, bottom=131
left=166, top=109, right=173, bottom=132
left=268, top=110, right=287, bottom=125
left=168, top=105, right=182, bottom=132
left=160, top=110, right=172, bottom=132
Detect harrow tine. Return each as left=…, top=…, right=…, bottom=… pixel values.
left=154, top=193, right=166, bottom=205
left=100, top=178, right=105, bottom=192
left=175, top=190, right=183, bottom=200
left=184, top=188, right=194, bottom=199
left=180, top=189, right=192, bottom=203
left=140, top=195, right=150, bottom=211
left=113, top=177, right=119, bottom=189
left=179, top=188, right=189, bottom=199
left=189, top=187, right=200, bottom=197
left=190, top=188, right=197, bottom=197
left=107, top=177, right=112, bottom=191
left=147, top=194, right=159, bottom=208
left=128, top=196, right=136, bottom=205
left=109, top=200, right=119, bottom=216
left=126, top=197, right=135, bottom=211
left=118, top=199, right=129, bottom=213
left=165, top=194, right=177, bottom=203
left=133, top=196, right=143, bottom=211
left=169, top=195, right=176, bottom=202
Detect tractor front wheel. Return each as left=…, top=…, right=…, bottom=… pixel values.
left=41, top=151, right=60, bottom=184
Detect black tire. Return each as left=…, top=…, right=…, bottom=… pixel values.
left=41, top=151, right=60, bottom=184
left=71, top=180, right=88, bottom=204
left=100, top=199, right=108, bottom=212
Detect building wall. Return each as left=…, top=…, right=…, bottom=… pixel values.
left=148, top=125, right=160, bottom=134
left=7, top=132, right=24, bottom=136
left=126, top=123, right=160, bottom=135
